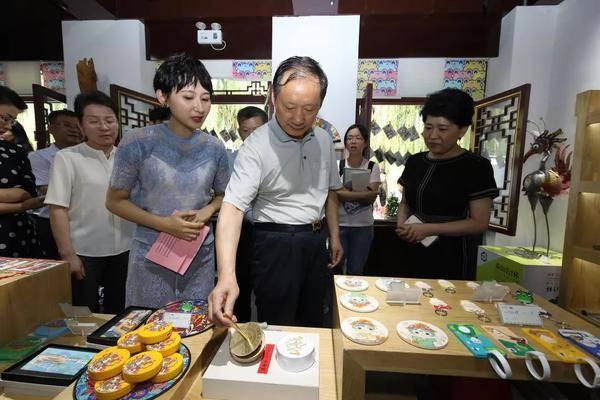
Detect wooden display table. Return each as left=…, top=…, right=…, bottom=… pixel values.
left=332, top=276, right=600, bottom=400
left=0, top=315, right=336, bottom=400
left=0, top=262, right=70, bottom=346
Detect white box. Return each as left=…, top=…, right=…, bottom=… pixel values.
left=202, top=330, right=319, bottom=400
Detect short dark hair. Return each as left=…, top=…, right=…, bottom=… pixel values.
left=272, top=56, right=328, bottom=103
left=10, top=121, right=34, bottom=152
left=420, top=88, right=474, bottom=128
left=149, top=107, right=171, bottom=122
left=74, top=91, right=118, bottom=121
left=153, top=53, right=213, bottom=97
left=0, top=86, right=27, bottom=111
left=237, top=106, right=267, bottom=124
left=344, top=124, right=369, bottom=146
left=48, top=109, right=77, bottom=124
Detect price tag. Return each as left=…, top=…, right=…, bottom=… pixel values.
left=163, top=312, right=193, bottom=329
left=497, top=303, right=543, bottom=326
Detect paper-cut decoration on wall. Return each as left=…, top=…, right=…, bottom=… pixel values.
left=314, top=116, right=341, bottom=142
left=409, top=126, right=420, bottom=141
left=232, top=61, right=271, bottom=81
left=443, top=59, right=487, bottom=100
left=229, top=129, right=239, bottom=142
left=383, top=123, right=397, bottom=139
left=383, top=152, right=397, bottom=164
left=395, top=152, right=404, bottom=166
left=374, top=149, right=384, bottom=163
left=371, top=121, right=382, bottom=135
left=357, top=59, right=398, bottom=97
left=218, top=129, right=231, bottom=142
left=41, top=62, right=66, bottom=94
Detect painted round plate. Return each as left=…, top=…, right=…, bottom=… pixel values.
left=73, top=344, right=191, bottom=400
left=146, top=300, right=212, bottom=338
left=341, top=317, right=388, bottom=345
left=335, top=277, right=369, bottom=292
left=340, top=292, right=379, bottom=313
left=375, top=278, right=409, bottom=292
left=396, top=320, right=448, bottom=350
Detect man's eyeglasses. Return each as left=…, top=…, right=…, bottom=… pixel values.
left=0, top=114, right=18, bottom=128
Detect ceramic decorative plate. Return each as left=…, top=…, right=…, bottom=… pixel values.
left=340, top=292, right=379, bottom=313
left=375, top=278, right=409, bottom=292
left=341, top=317, right=388, bottom=345
left=396, top=320, right=448, bottom=350
left=335, top=276, right=369, bottom=292
left=146, top=300, right=212, bottom=338
left=73, top=344, right=191, bottom=400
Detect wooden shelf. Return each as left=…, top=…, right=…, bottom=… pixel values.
left=579, top=180, right=600, bottom=193
left=586, top=110, right=600, bottom=125
left=572, top=245, right=600, bottom=265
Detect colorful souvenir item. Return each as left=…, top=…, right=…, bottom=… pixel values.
left=147, top=332, right=181, bottom=357
left=437, top=279, right=456, bottom=294
left=146, top=300, right=212, bottom=338
left=335, top=276, right=369, bottom=292
left=74, top=345, right=191, bottom=400
left=375, top=278, right=408, bottom=292
left=122, top=350, right=163, bottom=383
left=87, top=347, right=130, bottom=381
left=429, top=298, right=451, bottom=316
left=448, top=323, right=506, bottom=358
left=33, top=320, right=69, bottom=340
left=396, top=320, right=448, bottom=350
left=117, top=331, right=144, bottom=354
left=341, top=317, right=388, bottom=345
left=0, top=336, right=46, bottom=362
left=94, top=375, right=135, bottom=400
left=138, top=321, right=173, bottom=345
left=415, top=281, right=434, bottom=297
left=100, top=309, right=153, bottom=339
left=340, top=292, right=379, bottom=313
left=523, top=328, right=588, bottom=363
left=275, top=334, right=315, bottom=373
left=481, top=325, right=536, bottom=357
left=514, top=289, right=534, bottom=304
left=558, top=329, right=600, bottom=358
left=151, top=353, right=184, bottom=383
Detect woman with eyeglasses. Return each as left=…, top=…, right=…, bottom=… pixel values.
left=336, top=124, right=381, bottom=275
left=0, top=86, right=44, bottom=258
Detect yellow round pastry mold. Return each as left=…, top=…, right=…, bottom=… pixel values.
left=147, top=332, right=181, bottom=357
left=87, top=347, right=130, bottom=381
left=117, top=330, right=145, bottom=354
left=122, top=350, right=163, bottom=383
left=151, top=352, right=184, bottom=383
left=138, top=321, right=173, bottom=344
left=94, top=374, right=135, bottom=400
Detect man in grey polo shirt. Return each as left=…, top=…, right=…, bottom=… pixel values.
left=209, top=56, right=343, bottom=327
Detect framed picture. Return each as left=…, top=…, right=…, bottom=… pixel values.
left=87, top=306, right=154, bottom=346
left=1, top=344, right=99, bottom=386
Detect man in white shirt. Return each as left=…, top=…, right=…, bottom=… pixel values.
left=28, top=109, right=81, bottom=259
left=45, top=91, right=134, bottom=313
left=209, top=57, right=343, bottom=327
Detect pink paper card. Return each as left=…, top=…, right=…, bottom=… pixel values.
left=145, top=222, right=210, bottom=275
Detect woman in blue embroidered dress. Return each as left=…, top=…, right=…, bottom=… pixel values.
left=106, top=54, right=230, bottom=308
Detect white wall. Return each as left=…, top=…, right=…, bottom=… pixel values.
left=486, top=0, right=600, bottom=252
left=272, top=15, right=360, bottom=137
left=1, top=62, right=42, bottom=95
left=62, top=20, right=156, bottom=107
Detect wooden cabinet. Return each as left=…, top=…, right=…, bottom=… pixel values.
left=559, top=90, right=600, bottom=326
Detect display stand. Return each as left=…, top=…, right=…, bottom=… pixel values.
left=0, top=261, right=70, bottom=346
left=559, top=90, right=600, bottom=327
left=332, top=276, right=600, bottom=400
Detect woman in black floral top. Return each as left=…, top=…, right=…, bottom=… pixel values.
left=0, top=86, right=44, bottom=258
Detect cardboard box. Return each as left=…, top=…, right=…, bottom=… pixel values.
left=476, top=246, right=562, bottom=301
left=203, top=330, right=319, bottom=400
